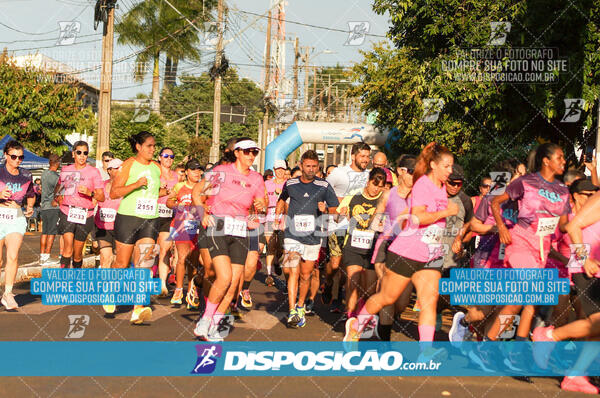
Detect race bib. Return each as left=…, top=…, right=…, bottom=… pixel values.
left=158, top=203, right=173, bottom=218
left=498, top=243, right=506, bottom=260
left=224, top=217, right=247, bottom=237
left=421, top=224, right=444, bottom=245
left=474, top=235, right=481, bottom=249
left=294, top=215, right=315, bottom=233
left=98, top=208, right=116, bottom=223
left=351, top=230, right=375, bottom=249
left=67, top=206, right=87, bottom=225
left=0, top=208, right=17, bottom=224
left=536, top=216, right=559, bottom=236
left=136, top=198, right=157, bottom=216
left=184, top=220, right=199, bottom=233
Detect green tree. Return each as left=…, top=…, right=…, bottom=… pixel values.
left=160, top=68, right=263, bottom=151
left=0, top=58, right=86, bottom=155
left=352, top=0, right=600, bottom=190
left=115, top=0, right=212, bottom=113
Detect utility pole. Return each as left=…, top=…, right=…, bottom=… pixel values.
left=312, top=67, right=317, bottom=114
left=195, top=105, right=200, bottom=137
left=327, top=74, right=331, bottom=120
left=96, top=1, right=116, bottom=161
left=293, top=37, right=299, bottom=109
left=303, top=47, right=310, bottom=113
left=209, top=0, right=224, bottom=163
left=260, top=10, right=272, bottom=173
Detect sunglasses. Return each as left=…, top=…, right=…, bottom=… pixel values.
left=8, top=154, right=24, bottom=161
left=399, top=167, right=414, bottom=174
left=447, top=180, right=463, bottom=187
left=161, top=154, right=175, bottom=159
left=103, top=158, right=112, bottom=163
left=481, top=184, right=491, bottom=188
left=242, top=148, right=259, bottom=156
left=578, top=192, right=596, bottom=197
left=75, top=150, right=88, bottom=156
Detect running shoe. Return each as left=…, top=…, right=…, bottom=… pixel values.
left=130, top=307, right=152, bottom=325
left=170, top=288, right=183, bottom=305
left=1, top=293, right=18, bottom=310
left=194, top=318, right=211, bottom=340
left=343, top=317, right=361, bottom=342
left=287, top=309, right=300, bottom=328
left=329, top=298, right=343, bottom=313
left=321, top=283, right=333, bottom=305
left=167, top=273, right=176, bottom=286
left=265, top=275, right=275, bottom=287
left=296, top=306, right=306, bottom=328
left=417, top=347, right=448, bottom=364
left=531, top=326, right=556, bottom=369
left=206, top=323, right=225, bottom=342
left=449, top=312, right=468, bottom=347
left=305, top=298, right=315, bottom=315
left=561, top=376, right=599, bottom=394
left=229, top=307, right=243, bottom=320
left=467, top=343, right=498, bottom=373
left=186, top=286, right=200, bottom=310
left=103, top=304, right=116, bottom=314
left=239, top=290, right=252, bottom=309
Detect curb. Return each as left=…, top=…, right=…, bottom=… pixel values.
left=0, top=256, right=97, bottom=287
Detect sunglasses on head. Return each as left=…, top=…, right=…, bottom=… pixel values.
left=578, top=192, right=595, bottom=197
left=75, top=150, right=88, bottom=156
left=448, top=180, right=463, bottom=187
left=399, top=167, right=414, bottom=174
left=161, top=153, right=175, bottom=159
left=242, top=148, right=259, bottom=156
left=8, top=154, right=24, bottom=161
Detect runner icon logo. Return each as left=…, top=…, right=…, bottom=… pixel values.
left=345, top=21, right=370, bottom=46
left=57, top=21, right=81, bottom=46
left=488, top=21, right=511, bottom=46
left=421, top=99, right=444, bottom=123
left=561, top=98, right=586, bottom=123
left=65, top=315, right=89, bottom=339
left=498, top=314, right=520, bottom=339
left=192, top=344, right=223, bottom=374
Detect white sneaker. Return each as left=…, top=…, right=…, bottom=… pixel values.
left=194, top=318, right=211, bottom=340
left=449, top=312, right=468, bottom=347
left=1, top=293, right=18, bottom=310
left=130, top=307, right=152, bottom=324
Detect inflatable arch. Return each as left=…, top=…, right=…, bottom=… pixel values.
left=264, top=121, right=390, bottom=171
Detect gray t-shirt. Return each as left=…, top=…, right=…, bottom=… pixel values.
left=40, top=169, right=59, bottom=210
left=441, top=191, right=474, bottom=269
left=326, top=165, right=369, bottom=198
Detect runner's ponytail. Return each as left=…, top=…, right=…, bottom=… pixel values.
left=413, top=142, right=452, bottom=182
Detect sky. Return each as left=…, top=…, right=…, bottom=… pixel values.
left=0, top=0, right=391, bottom=104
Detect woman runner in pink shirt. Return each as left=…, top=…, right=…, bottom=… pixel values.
left=55, top=141, right=105, bottom=269
left=344, top=142, right=458, bottom=356
left=192, top=138, right=267, bottom=341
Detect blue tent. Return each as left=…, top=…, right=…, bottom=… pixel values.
left=0, top=135, right=50, bottom=169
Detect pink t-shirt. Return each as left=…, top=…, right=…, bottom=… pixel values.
left=95, top=181, right=121, bottom=230
left=59, top=164, right=104, bottom=217
left=563, top=214, right=600, bottom=278
left=389, top=175, right=448, bottom=262
left=158, top=170, right=179, bottom=206
left=264, top=179, right=285, bottom=222
left=205, top=163, right=266, bottom=219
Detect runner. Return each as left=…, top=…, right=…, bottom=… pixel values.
left=531, top=179, right=600, bottom=393
left=264, top=159, right=287, bottom=286
left=324, top=143, right=371, bottom=311
left=370, top=155, right=416, bottom=341
left=0, top=141, right=36, bottom=310
left=486, top=143, right=570, bottom=342
left=344, top=142, right=458, bottom=357
left=471, top=176, right=491, bottom=213
left=110, top=131, right=164, bottom=324
left=340, top=168, right=386, bottom=322
left=275, top=150, right=339, bottom=328
left=39, top=153, right=61, bottom=266
left=94, top=159, right=123, bottom=314
left=167, top=158, right=203, bottom=308
left=55, top=141, right=104, bottom=270
left=156, top=147, right=179, bottom=296
left=192, top=138, right=266, bottom=341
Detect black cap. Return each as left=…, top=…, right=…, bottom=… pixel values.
left=569, top=178, right=599, bottom=195
left=185, top=159, right=203, bottom=170
left=397, top=154, right=416, bottom=170
left=449, top=164, right=465, bottom=181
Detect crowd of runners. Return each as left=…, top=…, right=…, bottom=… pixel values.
left=1, top=133, right=600, bottom=393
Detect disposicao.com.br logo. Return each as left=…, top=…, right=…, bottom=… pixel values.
left=190, top=344, right=441, bottom=375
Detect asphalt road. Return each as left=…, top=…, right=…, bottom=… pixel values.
left=0, top=267, right=592, bottom=398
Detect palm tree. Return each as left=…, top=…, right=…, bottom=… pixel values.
left=115, top=0, right=212, bottom=113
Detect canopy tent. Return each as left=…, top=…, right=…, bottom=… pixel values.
left=0, top=135, right=49, bottom=169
